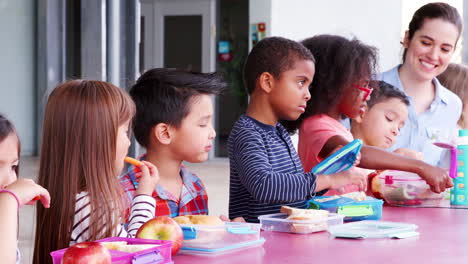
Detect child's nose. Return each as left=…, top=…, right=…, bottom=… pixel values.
left=209, top=126, right=216, bottom=139
left=304, top=88, right=311, bottom=100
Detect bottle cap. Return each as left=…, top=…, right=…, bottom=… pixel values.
left=459, top=130, right=468, bottom=137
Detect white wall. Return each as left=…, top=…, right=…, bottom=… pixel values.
left=249, top=0, right=404, bottom=148
left=268, top=0, right=403, bottom=72
left=0, top=1, right=35, bottom=155
left=249, top=0, right=464, bottom=78
left=249, top=0, right=272, bottom=51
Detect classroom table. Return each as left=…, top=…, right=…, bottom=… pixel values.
left=172, top=207, right=468, bottom=264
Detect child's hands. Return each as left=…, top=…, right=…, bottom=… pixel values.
left=331, top=167, right=368, bottom=191
left=219, top=215, right=246, bottom=222
left=5, top=178, right=50, bottom=208
left=354, top=152, right=361, bottom=167
left=418, top=163, right=453, bottom=193
left=135, top=161, right=160, bottom=196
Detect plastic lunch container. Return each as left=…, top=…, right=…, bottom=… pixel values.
left=50, top=237, right=173, bottom=264
left=308, top=196, right=383, bottom=221
left=377, top=170, right=446, bottom=206
left=258, top=213, right=344, bottom=234
left=178, top=222, right=265, bottom=256
left=328, top=220, right=418, bottom=239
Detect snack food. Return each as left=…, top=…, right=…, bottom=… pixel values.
left=368, top=171, right=384, bottom=199
left=280, top=206, right=329, bottom=233
left=173, top=215, right=224, bottom=226
left=124, top=156, right=142, bottom=167
left=174, top=215, right=226, bottom=245
left=312, top=191, right=367, bottom=203
left=100, top=241, right=156, bottom=253
left=115, top=244, right=157, bottom=253
left=100, top=241, right=128, bottom=251
left=340, top=191, right=366, bottom=201
left=377, top=170, right=445, bottom=206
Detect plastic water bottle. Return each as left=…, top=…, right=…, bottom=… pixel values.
left=452, top=129, right=468, bottom=205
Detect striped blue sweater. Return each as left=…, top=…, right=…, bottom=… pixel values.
left=228, top=115, right=317, bottom=222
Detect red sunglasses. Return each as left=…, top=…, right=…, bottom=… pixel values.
left=352, top=83, right=373, bottom=101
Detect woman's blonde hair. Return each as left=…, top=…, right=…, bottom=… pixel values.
left=438, top=63, right=468, bottom=129
left=33, top=80, right=135, bottom=264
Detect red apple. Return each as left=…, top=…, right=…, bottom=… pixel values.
left=62, top=242, right=111, bottom=264
left=136, top=216, right=183, bottom=255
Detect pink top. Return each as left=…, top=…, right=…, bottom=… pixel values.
left=298, top=114, right=354, bottom=172
left=298, top=114, right=357, bottom=195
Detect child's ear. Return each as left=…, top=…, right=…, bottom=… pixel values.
left=152, top=123, right=173, bottom=145
left=354, top=107, right=367, bottom=123
left=258, top=72, right=274, bottom=93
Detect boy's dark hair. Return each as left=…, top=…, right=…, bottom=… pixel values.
left=282, top=34, right=378, bottom=134
left=403, top=2, right=462, bottom=62
left=367, top=80, right=409, bottom=109
left=130, top=68, right=226, bottom=148
left=243, top=36, right=315, bottom=94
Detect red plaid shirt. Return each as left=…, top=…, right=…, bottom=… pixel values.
left=119, top=154, right=209, bottom=219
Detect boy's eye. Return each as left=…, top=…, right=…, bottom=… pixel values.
left=298, top=80, right=306, bottom=87
left=385, top=116, right=393, bottom=122
left=11, top=165, right=18, bottom=172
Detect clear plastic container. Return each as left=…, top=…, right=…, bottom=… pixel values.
left=178, top=238, right=265, bottom=257
left=328, top=220, right=418, bottom=239
left=378, top=170, right=446, bottom=206
left=258, top=213, right=344, bottom=234
left=308, top=196, right=383, bottom=221
left=179, top=222, right=262, bottom=254
left=50, top=237, right=173, bottom=264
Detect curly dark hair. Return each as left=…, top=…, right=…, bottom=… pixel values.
left=367, top=80, right=409, bottom=109
left=243, top=36, right=315, bottom=94
left=130, top=68, right=226, bottom=148
left=282, top=34, right=378, bottom=134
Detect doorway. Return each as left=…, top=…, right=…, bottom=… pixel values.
left=140, top=0, right=217, bottom=157
left=140, top=0, right=248, bottom=158
left=140, top=0, right=215, bottom=72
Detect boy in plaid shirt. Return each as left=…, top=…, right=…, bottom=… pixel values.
left=120, top=68, right=225, bottom=217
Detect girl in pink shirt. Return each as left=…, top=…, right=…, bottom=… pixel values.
left=283, top=34, right=452, bottom=195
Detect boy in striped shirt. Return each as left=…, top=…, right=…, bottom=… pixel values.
left=120, top=69, right=225, bottom=218
left=228, top=37, right=365, bottom=222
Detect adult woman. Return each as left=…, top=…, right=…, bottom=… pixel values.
left=379, top=2, right=463, bottom=167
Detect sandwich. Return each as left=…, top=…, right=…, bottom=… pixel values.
left=173, top=215, right=224, bottom=226
left=173, top=215, right=225, bottom=245
left=280, top=206, right=329, bottom=233
left=101, top=241, right=156, bottom=253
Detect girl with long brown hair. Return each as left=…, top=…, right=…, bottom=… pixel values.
left=33, top=80, right=159, bottom=264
